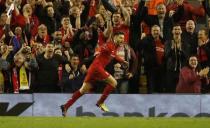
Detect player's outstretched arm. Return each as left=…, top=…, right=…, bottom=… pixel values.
left=114, top=55, right=128, bottom=69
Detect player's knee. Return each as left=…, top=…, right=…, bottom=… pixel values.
left=111, top=79, right=117, bottom=88
left=79, top=87, right=90, bottom=94
left=79, top=88, right=88, bottom=94
left=79, top=83, right=92, bottom=94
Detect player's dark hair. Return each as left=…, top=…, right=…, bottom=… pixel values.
left=71, top=54, right=79, bottom=58
left=113, top=31, right=124, bottom=37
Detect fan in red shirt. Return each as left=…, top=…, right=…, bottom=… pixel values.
left=60, top=32, right=128, bottom=117
left=112, top=1, right=130, bottom=44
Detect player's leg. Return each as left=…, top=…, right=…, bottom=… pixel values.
left=96, top=75, right=117, bottom=112
left=61, top=82, right=92, bottom=117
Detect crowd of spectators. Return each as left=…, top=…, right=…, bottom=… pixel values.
left=0, top=0, right=210, bottom=94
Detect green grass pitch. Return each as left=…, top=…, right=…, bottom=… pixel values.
left=0, top=117, right=210, bottom=128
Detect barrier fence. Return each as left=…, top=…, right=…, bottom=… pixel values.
left=0, top=94, right=210, bottom=117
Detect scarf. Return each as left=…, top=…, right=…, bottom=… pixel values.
left=19, top=66, right=29, bottom=90
left=12, top=66, right=30, bottom=93
left=12, top=67, right=19, bottom=93
left=0, top=71, right=4, bottom=93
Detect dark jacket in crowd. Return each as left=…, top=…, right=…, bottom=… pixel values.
left=130, top=0, right=147, bottom=50
left=35, top=53, right=68, bottom=92
left=164, top=40, right=189, bottom=72
left=138, top=35, right=165, bottom=71
left=182, top=30, right=198, bottom=55
left=197, top=40, right=210, bottom=68
left=0, top=52, right=13, bottom=93
left=62, top=67, right=85, bottom=93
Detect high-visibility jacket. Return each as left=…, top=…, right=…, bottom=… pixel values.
left=147, top=0, right=165, bottom=15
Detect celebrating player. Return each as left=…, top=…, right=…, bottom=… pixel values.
left=60, top=31, right=128, bottom=117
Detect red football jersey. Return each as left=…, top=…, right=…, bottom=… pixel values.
left=91, top=41, right=123, bottom=68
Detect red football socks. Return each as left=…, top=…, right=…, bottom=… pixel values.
left=64, top=90, right=83, bottom=109
left=97, top=84, right=115, bottom=105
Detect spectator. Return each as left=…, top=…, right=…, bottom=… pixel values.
left=59, top=16, right=74, bottom=45
left=182, top=20, right=198, bottom=55
left=140, top=2, right=183, bottom=41
left=71, top=26, right=98, bottom=62
left=69, top=5, right=82, bottom=29
left=14, top=26, right=26, bottom=46
left=0, top=44, right=11, bottom=93
left=63, top=54, right=86, bottom=93
left=16, top=3, right=40, bottom=38
left=34, top=24, right=50, bottom=45
left=11, top=47, right=38, bottom=93
left=53, top=30, right=63, bottom=48
left=108, top=32, right=137, bottom=94
left=176, top=55, right=209, bottom=93
left=95, top=13, right=106, bottom=31
left=197, top=28, right=210, bottom=68
left=146, top=0, right=165, bottom=15
left=69, top=0, right=91, bottom=28
left=129, top=0, right=146, bottom=50
left=35, top=43, right=69, bottom=93
left=112, top=1, right=130, bottom=43
left=41, top=5, right=58, bottom=37
left=164, top=24, right=189, bottom=93
left=137, top=25, right=165, bottom=93
left=54, top=47, right=66, bottom=92
left=54, top=0, right=70, bottom=20
left=71, top=10, right=112, bottom=63
left=32, top=43, right=44, bottom=57
left=3, top=16, right=21, bottom=53
left=5, top=14, right=29, bottom=47
left=197, top=28, right=210, bottom=92
left=0, top=0, right=210, bottom=94
left=17, top=46, right=38, bottom=93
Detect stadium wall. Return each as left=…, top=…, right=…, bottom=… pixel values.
left=0, top=94, right=210, bottom=117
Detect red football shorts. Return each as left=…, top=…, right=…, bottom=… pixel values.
left=84, top=66, right=110, bottom=83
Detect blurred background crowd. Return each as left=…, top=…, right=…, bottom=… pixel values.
left=0, top=0, right=210, bottom=94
